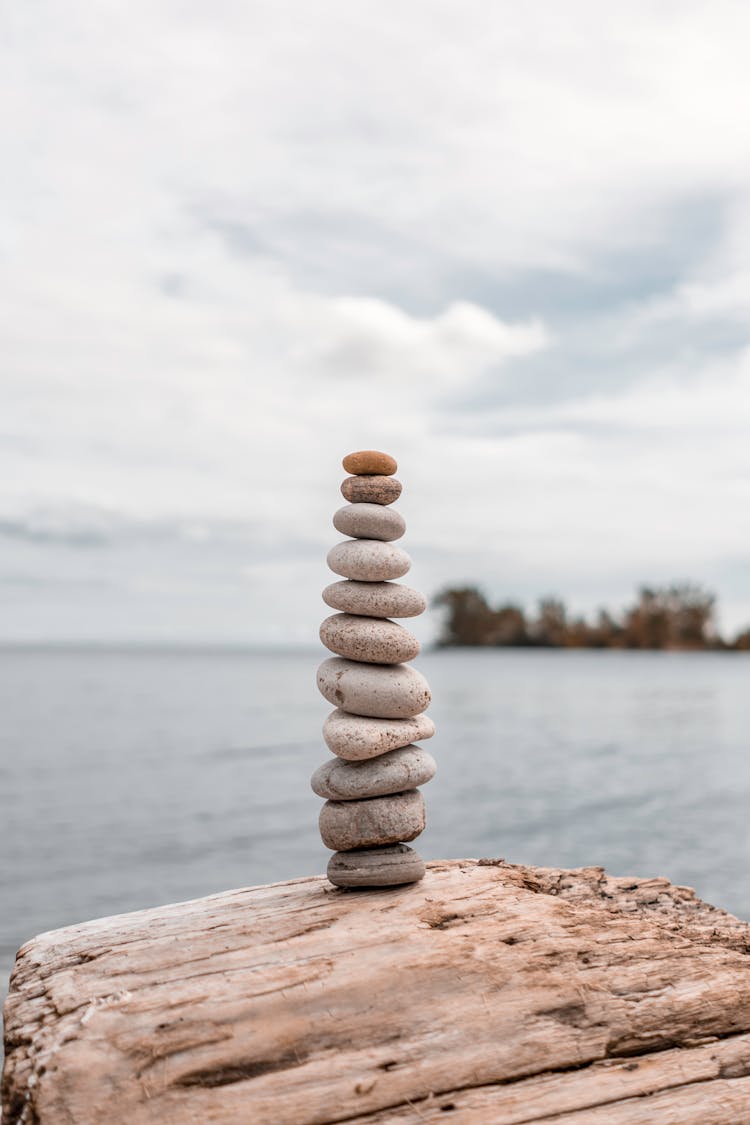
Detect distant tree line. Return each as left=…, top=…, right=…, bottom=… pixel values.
left=434, top=584, right=750, bottom=651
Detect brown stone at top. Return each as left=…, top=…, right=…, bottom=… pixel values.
left=342, top=450, right=397, bottom=476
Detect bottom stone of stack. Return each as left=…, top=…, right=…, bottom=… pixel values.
left=319, top=789, right=425, bottom=851
left=327, top=843, right=425, bottom=887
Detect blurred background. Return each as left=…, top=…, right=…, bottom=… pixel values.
left=2, top=3, right=750, bottom=1004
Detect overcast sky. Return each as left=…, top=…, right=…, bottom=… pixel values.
left=2, top=1, right=750, bottom=644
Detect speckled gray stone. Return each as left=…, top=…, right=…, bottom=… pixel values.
left=322, top=580, right=427, bottom=619
left=327, top=539, right=411, bottom=582
left=333, top=503, right=405, bottom=542
left=311, top=744, right=436, bottom=800
left=319, top=789, right=426, bottom=851
left=327, top=844, right=425, bottom=888
left=320, top=613, right=420, bottom=664
left=317, top=657, right=431, bottom=719
left=341, top=475, right=402, bottom=505
left=323, top=709, right=436, bottom=760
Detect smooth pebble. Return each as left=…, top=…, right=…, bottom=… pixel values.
left=323, top=580, right=426, bottom=619
left=311, top=744, right=436, bottom=800
left=319, top=789, right=426, bottom=851
left=327, top=540, right=411, bottom=582
left=342, top=450, right=397, bottom=476
left=327, top=844, right=425, bottom=888
left=333, top=503, right=405, bottom=542
left=317, top=658, right=431, bottom=719
left=320, top=613, right=420, bottom=665
left=323, top=709, right=436, bottom=760
left=341, top=476, right=402, bottom=505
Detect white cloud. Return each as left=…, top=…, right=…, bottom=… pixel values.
left=2, top=1, right=750, bottom=640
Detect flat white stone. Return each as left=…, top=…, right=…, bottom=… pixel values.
left=319, top=789, right=426, bottom=851
left=317, top=657, right=431, bottom=719
left=322, top=580, right=427, bottom=619
left=327, top=540, right=411, bottom=582
left=323, top=709, right=436, bottom=760
left=333, top=503, right=405, bottom=542
left=311, top=744, right=436, bottom=800
left=319, top=613, right=420, bottom=664
left=327, top=844, right=425, bottom=887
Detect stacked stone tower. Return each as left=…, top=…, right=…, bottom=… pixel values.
left=314, top=450, right=435, bottom=888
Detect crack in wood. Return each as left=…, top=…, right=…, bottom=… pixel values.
left=176, top=1050, right=309, bottom=1088
left=340, top=1028, right=750, bottom=1124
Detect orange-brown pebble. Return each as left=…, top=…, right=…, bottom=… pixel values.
left=341, top=475, right=402, bottom=505
left=342, top=450, right=397, bottom=476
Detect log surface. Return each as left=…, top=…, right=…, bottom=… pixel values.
left=4, top=858, right=750, bottom=1124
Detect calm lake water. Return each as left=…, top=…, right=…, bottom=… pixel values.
left=2, top=645, right=750, bottom=1009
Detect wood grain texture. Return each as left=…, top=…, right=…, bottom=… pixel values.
left=4, top=858, right=750, bottom=1124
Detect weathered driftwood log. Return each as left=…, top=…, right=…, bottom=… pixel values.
left=5, top=859, right=750, bottom=1124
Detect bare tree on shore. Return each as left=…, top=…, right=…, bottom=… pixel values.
left=434, top=584, right=747, bottom=650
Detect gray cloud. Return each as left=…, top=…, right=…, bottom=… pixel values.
left=0, top=518, right=111, bottom=549
left=450, top=194, right=727, bottom=319
left=203, top=191, right=730, bottom=324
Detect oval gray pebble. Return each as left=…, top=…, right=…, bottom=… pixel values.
left=322, top=580, right=427, bottom=619
left=341, top=475, right=402, bottom=505
left=317, top=658, right=431, bottom=719
left=327, top=540, right=411, bottom=582
left=319, top=789, right=426, bottom=851
left=327, top=844, right=425, bottom=888
left=311, top=744, right=436, bottom=800
left=333, top=504, right=405, bottom=542
left=320, top=613, right=420, bottom=664
left=323, top=709, right=436, bottom=760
